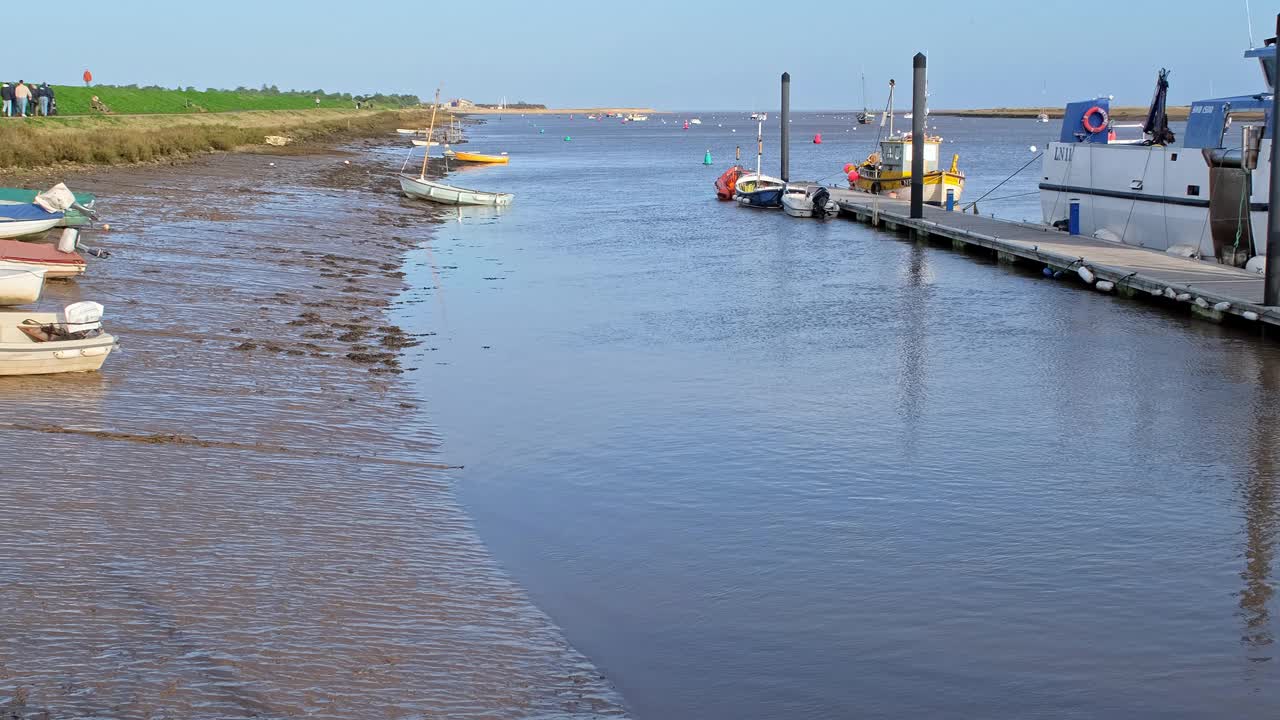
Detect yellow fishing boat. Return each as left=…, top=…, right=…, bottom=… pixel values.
left=452, top=151, right=510, bottom=164
left=852, top=133, right=964, bottom=205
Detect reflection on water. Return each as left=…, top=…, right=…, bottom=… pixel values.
left=407, top=113, right=1280, bottom=718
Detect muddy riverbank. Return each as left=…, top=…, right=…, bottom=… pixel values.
left=0, top=137, right=626, bottom=717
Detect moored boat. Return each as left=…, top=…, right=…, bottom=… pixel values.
left=399, top=174, right=514, bottom=206
left=0, top=239, right=86, bottom=278
left=0, top=263, right=45, bottom=305
left=0, top=188, right=95, bottom=227
left=1038, top=53, right=1272, bottom=265
left=733, top=118, right=784, bottom=208
left=410, top=139, right=440, bottom=147
left=0, top=204, right=64, bottom=239
left=0, top=302, right=115, bottom=375
left=848, top=79, right=964, bottom=205
left=452, top=151, right=510, bottom=164
left=781, top=185, right=838, bottom=218
left=714, top=165, right=747, bottom=201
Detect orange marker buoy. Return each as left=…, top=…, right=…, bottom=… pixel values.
left=843, top=163, right=854, bottom=174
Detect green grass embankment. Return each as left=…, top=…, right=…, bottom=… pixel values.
left=0, top=108, right=439, bottom=170
left=25, top=85, right=419, bottom=116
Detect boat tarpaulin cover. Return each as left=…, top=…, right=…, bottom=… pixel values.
left=0, top=203, right=62, bottom=222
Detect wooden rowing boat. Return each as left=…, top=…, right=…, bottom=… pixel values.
left=452, top=151, right=509, bottom=164
left=0, top=239, right=86, bottom=278
left=399, top=174, right=514, bottom=206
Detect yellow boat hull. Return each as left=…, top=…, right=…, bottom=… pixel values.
left=852, top=170, right=965, bottom=205
left=453, top=151, right=509, bottom=164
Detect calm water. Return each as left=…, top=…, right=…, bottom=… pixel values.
left=403, top=113, right=1280, bottom=718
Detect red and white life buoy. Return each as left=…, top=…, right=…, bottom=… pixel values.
left=1082, top=106, right=1109, bottom=134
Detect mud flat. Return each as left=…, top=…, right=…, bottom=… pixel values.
left=0, top=137, right=626, bottom=717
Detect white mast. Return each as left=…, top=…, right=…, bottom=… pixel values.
left=755, top=119, right=763, bottom=178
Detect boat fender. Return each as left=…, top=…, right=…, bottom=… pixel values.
left=81, top=346, right=108, bottom=357
left=56, top=228, right=79, bottom=253
left=1042, top=267, right=1054, bottom=278
left=1244, top=311, right=1261, bottom=321
left=1082, top=105, right=1109, bottom=134
left=871, top=182, right=881, bottom=194
left=1162, top=287, right=1178, bottom=299
left=1213, top=301, right=1232, bottom=312
left=1175, top=292, right=1192, bottom=302
left=1246, top=256, right=1267, bottom=274
left=1149, top=287, right=1164, bottom=297
left=1193, top=297, right=1209, bottom=308
left=53, top=349, right=75, bottom=359
left=1095, top=280, right=1115, bottom=292
left=1076, top=265, right=1095, bottom=284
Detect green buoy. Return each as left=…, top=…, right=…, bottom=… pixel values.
left=563, top=136, right=572, bottom=141
left=703, top=149, right=713, bottom=165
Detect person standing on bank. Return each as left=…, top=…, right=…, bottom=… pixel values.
left=14, top=81, right=31, bottom=117
left=1, top=83, right=12, bottom=117
left=37, top=83, right=50, bottom=116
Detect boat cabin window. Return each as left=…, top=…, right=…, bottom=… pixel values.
left=1187, top=184, right=1200, bottom=196
left=883, top=144, right=903, bottom=163
left=1171, top=153, right=1177, bottom=161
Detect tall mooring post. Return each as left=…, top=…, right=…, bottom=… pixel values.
left=1267, top=14, right=1280, bottom=305
left=780, top=72, right=791, bottom=182
left=910, top=53, right=926, bottom=219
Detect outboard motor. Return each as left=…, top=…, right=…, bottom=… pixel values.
left=1203, top=125, right=1261, bottom=267
left=812, top=187, right=831, bottom=219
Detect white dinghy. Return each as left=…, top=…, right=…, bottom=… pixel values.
left=0, top=301, right=116, bottom=375
left=0, top=262, right=45, bottom=305
left=782, top=185, right=839, bottom=218
left=397, top=89, right=514, bottom=207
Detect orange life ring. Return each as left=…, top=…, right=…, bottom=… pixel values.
left=1082, top=106, right=1108, bottom=134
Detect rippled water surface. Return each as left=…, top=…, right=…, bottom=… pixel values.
left=406, top=112, right=1280, bottom=718
left=0, top=147, right=625, bottom=718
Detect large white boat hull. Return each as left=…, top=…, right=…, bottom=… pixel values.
left=0, top=217, right=61, bottom=239
left=399, top=174, right=514, bottom=206
left=1040, top=140, right=1270, bottom=258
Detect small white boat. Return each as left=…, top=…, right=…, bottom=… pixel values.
left=399, top=174, right=513, bottom=206
left=411, top=139, right=440, bottom=147
left=781, top=185, right=839, bottom=219
left=627, top=114, right=649, bottom=121
left=689, top=118, right=702, bottom=125
left=0, top=302, right=115, bottom=375
left=0, top=262, right=45, bottom=305
left=0, top=204, right=63, bottom=239
left=396, top=128, right=424, bottom=135
left=1036, top=112, right=1050, bottom=123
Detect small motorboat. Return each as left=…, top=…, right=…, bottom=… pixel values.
left=397, top=128, right=425, bottom=135
left=1037, top=112, right=1050, bottom=123
left=0, top=239, right=86, bottom=278
left=714, top=165, right=747, bottom=201
left=782, top=185, right=838, bottom=219
left=0, top=204, right=64, bottom=239
left=0, top=263, right=45, bottom=305
left=690, top=118, right=702, bottom=125
left=411, top=139, right=440, bottom=147
left=734, top=173, right=785, bottom=208
left=400, top=174, right=513, bottom=206
left=0, top=187, right=95, bottom=228
left=452, top=151, right=510, bottom=164
left=0, top=301, right=116, bottom=375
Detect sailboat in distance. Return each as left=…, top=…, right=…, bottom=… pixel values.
left=856, top=71, right=875, bottom=124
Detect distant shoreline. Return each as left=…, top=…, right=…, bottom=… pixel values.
left=457, top=107, right=661, bottom=116
left=932, top=106, right=1186, bottom=121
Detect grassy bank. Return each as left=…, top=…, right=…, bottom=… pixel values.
left=0, top=108, right=438, bottom=170
left=36, top=85, right=419, bottom=115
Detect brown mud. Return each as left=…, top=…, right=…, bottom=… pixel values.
left=0, top=134, right=627, bottom=718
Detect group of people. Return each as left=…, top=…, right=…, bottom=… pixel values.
left=0, top=81, right=55, bottom=117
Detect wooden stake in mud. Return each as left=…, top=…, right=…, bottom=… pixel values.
left=419, top=87, right=441, bottom=180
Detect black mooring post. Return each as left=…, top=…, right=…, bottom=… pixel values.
left=1266, top=14, right=1280, bottom=305
left=910, top=53, right=926, bottom=219
left=781, top=72, right=790, bottom=182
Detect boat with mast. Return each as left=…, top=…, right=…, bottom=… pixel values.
left=856, top=72, right=875, bottom=124
left=848, top=78, right=965, bottom=204
left=734, top=119, right=785, bottom=208
left=398, top=89, right=514, bottom=207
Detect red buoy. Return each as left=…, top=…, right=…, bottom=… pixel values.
left=813, top=133, right=822, bottom=144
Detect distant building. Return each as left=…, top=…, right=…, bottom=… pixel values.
left=449, top=98, right=476, bottom=109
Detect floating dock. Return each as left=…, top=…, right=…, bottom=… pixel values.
left=817, top=187, right=1279, bottom=330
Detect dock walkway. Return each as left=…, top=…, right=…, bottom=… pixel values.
left=820, top=187, right=1278, bottom=329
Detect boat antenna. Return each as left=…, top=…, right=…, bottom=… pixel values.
left=419, top=87, right=441, bottom=179
left=1246, top=0, right=1256, bottom=47
left=755, top=118, right=763, bottom=179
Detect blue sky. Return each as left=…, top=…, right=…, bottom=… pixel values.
left=6, top=0, right=1274, bottom=109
